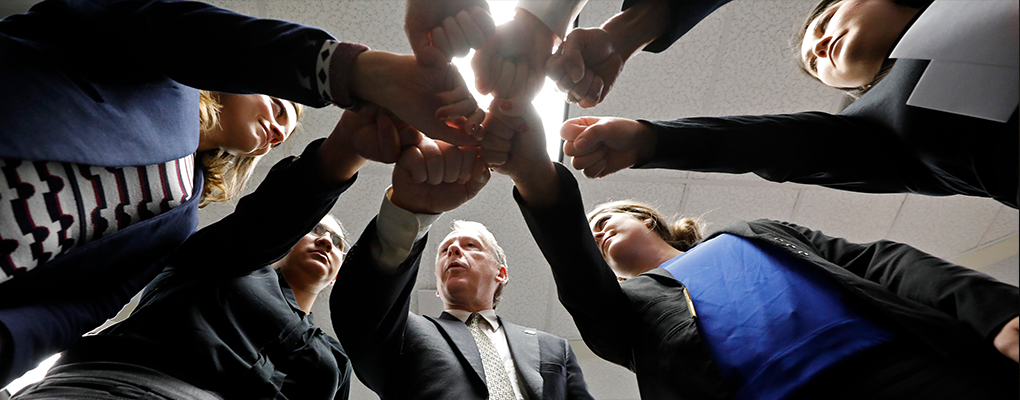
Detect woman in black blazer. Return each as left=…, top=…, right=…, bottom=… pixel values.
left=483, top=103, right=1019, bottom=400
left=553, top=0, right=1017, bottom=209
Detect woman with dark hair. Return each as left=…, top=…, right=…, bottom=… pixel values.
left=549, top=0, right=1017, bottom=209
left=0, top=0, right=482, bottom=386
left=483, top=104, right=1019, bottom=400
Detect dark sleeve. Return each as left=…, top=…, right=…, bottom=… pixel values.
left=27, top=0, right=364, bottom=107
left=621, top=0, right=733, bottom=53
left=637, top=112, right=946, bottom=196
left=565, top=344, right=595, bottom=400
left=165, top=139, right=354, bottom=276
left=330, top=219, right=428, bottom=393
left=515, top=163, right=636, bottom=370
left=757, top=219, right=1020, bottom=342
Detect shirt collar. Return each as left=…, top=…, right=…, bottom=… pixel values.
left=445, top=309, right=500, bottom=331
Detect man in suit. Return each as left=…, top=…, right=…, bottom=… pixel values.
left=331, top=139, right=593, bottom=400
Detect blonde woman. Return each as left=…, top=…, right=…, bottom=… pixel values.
left=485, top=103, right=1019, bottom=400
left=0, top=0, right=481, bottom=386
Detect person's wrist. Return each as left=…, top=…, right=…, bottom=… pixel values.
left=318, top=132, right=367, bottom=183
left=603, top=0, right=669, bottom=59
left=634, top=120, right=658, bottom=165
left=512, top=159, right=559, bottom=207
left=350, top=50, right=394, bottom=106
left=515, top=8, right=558, bottom=45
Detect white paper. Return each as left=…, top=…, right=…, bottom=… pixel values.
left=891, top=0, right=1019, bottom=67
left=892, top=0, right=1019, bottom=121
left=907, top=60, right=1019, bottom=122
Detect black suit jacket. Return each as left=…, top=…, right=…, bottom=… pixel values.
left=331, top=220, right=593, bottom=400
left=517, top=163, right=1019, bottom=400
left=628, top=0, right=1018, bottom=208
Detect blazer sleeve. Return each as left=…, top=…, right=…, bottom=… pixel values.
left=515, top=163, right=637, bottom=370
left=24, top=0, right=361, bottom=107
left=621, top=0, right=733, bottom=53
left=163, top=139, right=354, bottom=277
left=754, top=219, right=1019, bottom=343
left=637, top=112, right=946, bottom=197
left=564, top=343, right=595, bottom=400
left=329, top=218, right=428, bottom=392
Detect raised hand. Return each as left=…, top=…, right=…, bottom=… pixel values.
left=390, top=136, right=490, bottom=215
left=317, top=106, right=421, bottom=183
left=405, top=0, right=495, bottom=62
left=560, top=116, right=656, bottom=179
left=546, top=28, right=623, bottom=108
left=350, top=49, right=485, bottom=146
left=481, top=98, right=551, bottom=183
left=471, top=9, right=557, bottom=113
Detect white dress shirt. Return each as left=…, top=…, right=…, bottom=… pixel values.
left=446, top=309, right=529, bottom=400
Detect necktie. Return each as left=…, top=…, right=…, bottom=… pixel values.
left=467, top=314, right=516, bottom=400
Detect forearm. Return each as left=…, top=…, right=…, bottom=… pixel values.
left=517, top=0, right=588, bottom=40
left=511, top=160, right=561, bottom=209
left=515, top=163, right=633, bottom=364
left=781, top=220, right=1020, bottom=341
left=618, top=0, right=733, bottom=53
left=637, top=112, right=939, bottom=195
left=170, top=139, right=354, bottom=272
left=603, top=0, right=671, bottom=59
left=330, top=220, right=426, bottom=389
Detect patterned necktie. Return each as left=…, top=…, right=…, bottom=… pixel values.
left=467, top=314, right=516, bottom=400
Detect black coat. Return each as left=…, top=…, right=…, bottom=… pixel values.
left=620, top=0, right=1018, bottom=208
left=517, top=163, right=1019, bottom=399
left=57, top=140, right=354, bottom=400
left=331, top=220, right=594, bottom=400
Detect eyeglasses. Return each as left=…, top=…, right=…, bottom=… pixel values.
left=310, top=223, right=344, bottom=250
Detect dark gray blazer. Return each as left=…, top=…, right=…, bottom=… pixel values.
left=331, top=221, right=594, bottom=400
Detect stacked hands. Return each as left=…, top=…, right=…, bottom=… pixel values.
left=347, top=0, right=703, bottom=209
left=407, top=0, right=630, bottom=113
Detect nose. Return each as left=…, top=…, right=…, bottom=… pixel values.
left=813, top=35, right=832, bottom=60
left=448, top=243, right=463, bottom=257
left=267, top=120, right=286, bottom=147
left=315, top=232, right=334, bottom=251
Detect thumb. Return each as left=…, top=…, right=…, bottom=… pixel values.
left=416, top=44, right=448, bottom=67
left=560, top=116, right=603, bottom=142
left=572, top=119, right=623, bottom=153
left=560, top=38, right=585, bottom=84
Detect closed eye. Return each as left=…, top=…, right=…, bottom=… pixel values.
left=272, top=98, right=284, bottom=119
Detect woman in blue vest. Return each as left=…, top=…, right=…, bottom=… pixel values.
left=0, top=0, right=482, bottom=386
left=484, top=102, right=1019, bottom=400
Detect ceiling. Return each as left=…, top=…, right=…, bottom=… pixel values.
left=5, top=1, right=1015, bottom=399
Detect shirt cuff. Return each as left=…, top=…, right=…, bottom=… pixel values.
left=321, top=40, right=370, bottom=108
left=372, top=187, right=443, bottom=273
left=517, top=0, right=588, bottom=40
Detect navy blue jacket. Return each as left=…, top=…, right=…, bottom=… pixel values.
left=0, top=0, right=336, bottom=385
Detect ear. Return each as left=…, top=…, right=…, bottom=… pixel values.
left=495, top=266, right=509, bottom=284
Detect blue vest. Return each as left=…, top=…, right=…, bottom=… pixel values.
left=661, top=234, right=896, bottom=400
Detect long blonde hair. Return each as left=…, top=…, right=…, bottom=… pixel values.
left=196, top=91, right=303, bottom=207
left=587, top=200, right=706, bottom=252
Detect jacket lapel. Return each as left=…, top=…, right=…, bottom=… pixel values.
left=429, top=312, right=488, bottom=390
left=501, top=318, right=542, bottom=400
